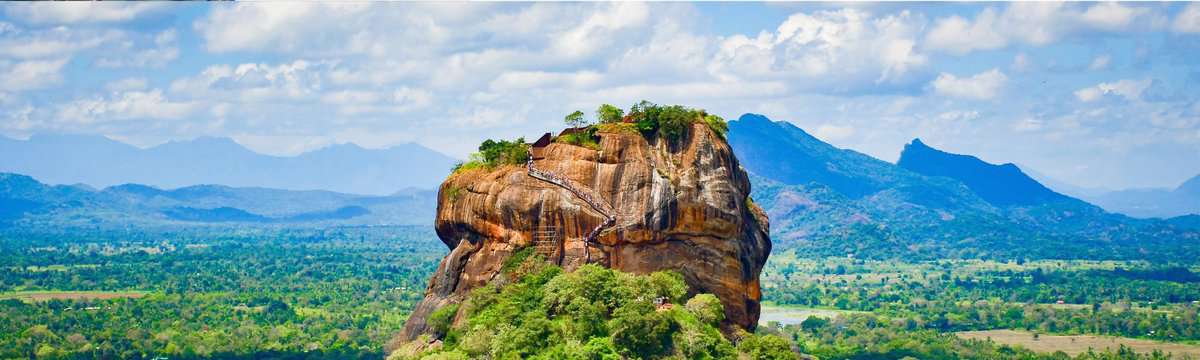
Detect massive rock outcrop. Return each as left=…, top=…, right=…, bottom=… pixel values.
left=396, top=123, right=771, bottom=343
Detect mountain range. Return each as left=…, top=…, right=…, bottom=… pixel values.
left=728, top=114, right=1198, bottom=261
left=0, top=134, right=457, bottom=195
left=0, top=173, right=435, bottom=229
left=2, top=115, right=1196, bottom=261
left=1073, top=176, right=1200, bottom=219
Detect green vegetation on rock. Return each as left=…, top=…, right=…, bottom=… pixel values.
left=452, top=137, right=529, bottom=173
left=397, top=255, right=797, bottom=360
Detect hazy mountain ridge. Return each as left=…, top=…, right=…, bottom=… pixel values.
left=897, top=139, right=1070, bottom=207
left=0, top=172, right=434, bottom=228
left=1078, top=175, right=1200, bottom=219
left=0, top=134, right=457, bottom=195
left=730, top=114, right=1199, bottom=261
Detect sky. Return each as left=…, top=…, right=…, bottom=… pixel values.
left=0, top=2, right=1198, bottom=191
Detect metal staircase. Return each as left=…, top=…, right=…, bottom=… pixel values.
left=527, top=155, right=616, bottom=262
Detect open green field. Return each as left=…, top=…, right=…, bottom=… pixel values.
left=758, top=305, right=862, bottom=326
left=957, top=330, right=1200, bottom=358
left=0, top=290, right=146, bottom=302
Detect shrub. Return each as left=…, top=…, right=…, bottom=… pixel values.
left=557, top=128, right=600, bottom=150
left=595, top=122, right=639, bottom=135
left=418, top=263, right=785, bottom=359
left=656, top=105, right=693, bottom=142
left=428, top=303, right=460, bottom=338
left=620, top=100, right=727, bottom=143
left=685, top=294, right=725, bottom=325
left=737, top=334, right=798, bottom=360
left=608, top=301, right=676, bottom=357
left=703, top=114, right=728, bottom=139
left=453, top=137, right=528, bottom=173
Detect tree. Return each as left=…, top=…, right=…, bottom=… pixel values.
left=685, top=294, right=725, bottom=326
left=737, top=334, right=798, bottom=360
left=564, top=110, right=587, bottom=128
left=597, top=104, right=624, bottom=124
left=656, top=105, right=692, bottom=141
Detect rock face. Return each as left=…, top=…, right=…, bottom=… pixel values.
left=396, top=123, right=771, bottom=343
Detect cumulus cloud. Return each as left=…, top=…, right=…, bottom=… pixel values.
left=0, top=58, right=69, bottom=92
left=931, top=68, right=1008, bottom=100
left=0, top=24, right=122, bottom=59
left=924, top=8, right=1007, bottom=55
left=105, top=78, right=148, bottom=92
left=1174, top=3, right=1200, bottom=33
left=56, top=89, right=197, bottom=124
left=925, top=3, right=1164, bottom=55
left=3, top=2, right=167, bottom=24
left=196, top=3, right=375, bottom=54
left=169, top=60, right=327, bottom=102
left=710, top=8, right=928, bottom=91
left=1074, top=79, right=1152, bottom=102
left=96, top=29, right=179, bottom=68
left=320, top=87, right=433, bottom=115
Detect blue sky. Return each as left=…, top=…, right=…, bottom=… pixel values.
left=1, top=2, right=1198, bottom=190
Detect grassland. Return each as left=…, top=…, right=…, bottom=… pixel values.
left=957, top=329, right=1200, bottom=358
left=0, top=290, right=147, bottom=302
left=758, top=304, right=863, bottom=326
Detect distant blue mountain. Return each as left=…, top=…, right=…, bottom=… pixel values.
left=1080, top=175, right=1200, bottom=218
left=0, top=172, right=435, bottom=227
left=727, top=114, right=1198, bottom=261
left=897, top=139, right=1069, bottom=207
left=0, top=134, right=457, bottom=195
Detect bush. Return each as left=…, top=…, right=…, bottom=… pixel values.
left=608, top=301, right=676, bottom=357
left=428, top=304, right=459, bottom=338
left=737, top=334, right=798, bottom=360
left=595, top=122, right=639, bottom=135
left=419, top=263, right=785, bottom=359
left=703, top=114, right=728, bottom=139
left=685, top=294, right=725, bottom=325
left=453, top=137, right=528, bottom=173
left=656, top=105, right=693, bottom=142
left=621, top=100, right=726, bottom=143
left=557, top=128, right=600, bottom=150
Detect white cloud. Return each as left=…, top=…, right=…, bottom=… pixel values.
left=197, top=3, right=372, bottom=54
left=1013, top=118, right=1044, bottom=132
left=814, top=124, right=856, bottom=141
left=96, top=29, right=179, bottom=68
left=550, top=2, right=650, bottom=60
left=105, top=78, right=148, bottom=92
left=0, top=25, right=122, bottom=59
left=924, top=8, right=1007, bottom=55
left=926, top=3, right=1164, bottom=55
left=1074, top=79, right=1152, bottom=102
left=3, top=3, right=167, bottom=24
left=937, top=110, right=981, bottom=122
left=710, top=8, right=928, bottom=90
left=1080, top=2, right=1150, bottom=31
left=169, top=60, right=327, bottom=102
left=489, top=71, right=603, bottom=92
left=320, top=87, right=433, bottom=115
left=0, top=58, right=69, bottom=91
left=931, top=68, right=1008, bottom=100
left=1088, top=55, right=1111, bottom=71
left=1174, top=3, right=1200, bottom=33
left=56, top=89, right=196, bottom=124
